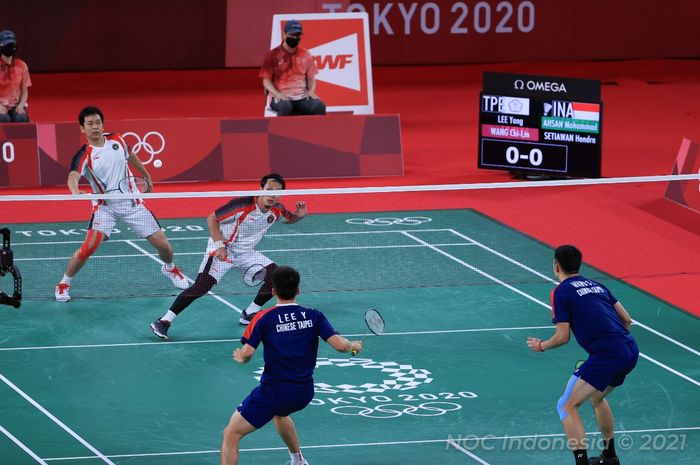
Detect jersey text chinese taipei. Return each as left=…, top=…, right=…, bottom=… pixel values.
left=551, top=276, right=633, bottom=353
left=241, top=303, right=337, bottom=385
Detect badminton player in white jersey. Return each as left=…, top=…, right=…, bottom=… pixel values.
left=54, top=106, right=188, bottom=302
left=150, top=173, right=307, bottom=340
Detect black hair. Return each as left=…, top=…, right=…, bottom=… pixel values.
left=79, top=106, right=104, bottom=126
left=261, top=173, right=286, bottom=189
left=273, top=266, right=299, bottom=300
left=554, top=245, right=582, bottom=274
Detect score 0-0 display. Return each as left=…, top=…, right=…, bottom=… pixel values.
left=478, top=72, right=603, bottom=178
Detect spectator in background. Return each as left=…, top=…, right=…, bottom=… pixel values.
left=260, top=19, right=326, bottom=116
left=0, top=30, right=31, bottom=123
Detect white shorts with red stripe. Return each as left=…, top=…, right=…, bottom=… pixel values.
left=198, top=238, right=272, bottom=283
left=90, top=201, right=161, bottom=238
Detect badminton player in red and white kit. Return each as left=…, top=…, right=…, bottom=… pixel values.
left=150, top=173, right=307, bottom=340
left=54, top=106, right=188, bottom=302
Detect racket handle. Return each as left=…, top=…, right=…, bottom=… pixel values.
left=350, top=337, right=364, bottom=356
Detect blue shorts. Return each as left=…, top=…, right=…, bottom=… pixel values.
left=237, top=382, right=314, bottom=429
left=576, top=340, right=639, bottom=392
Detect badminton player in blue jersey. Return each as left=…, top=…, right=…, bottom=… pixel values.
left=527, top=245, right=638, bottom=465
left=220, top=266, right=362, bottom=465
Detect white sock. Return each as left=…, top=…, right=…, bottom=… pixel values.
left=245, top=302, right=262, bottom=315
left=164, top=262, right=175, bottom=271
left=61, top=274, right=72, bottom=284
left=289, top=450, right=305, bottom=465
left=161, top=310, right=177, bottom=323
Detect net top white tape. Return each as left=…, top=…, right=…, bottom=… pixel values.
left=1, top=174, right=697, bottom=202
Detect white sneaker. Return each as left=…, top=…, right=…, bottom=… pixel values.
left=161, top=264, right=189, bottom=289
left=55, top=283, right=71, bottom=302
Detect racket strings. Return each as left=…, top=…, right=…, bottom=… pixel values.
left=365, top=309, right=385, bottom=335
left=118, top=176, right=149, bottom=193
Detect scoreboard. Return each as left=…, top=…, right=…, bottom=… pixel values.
left=478, top=72, right=603, bottom=178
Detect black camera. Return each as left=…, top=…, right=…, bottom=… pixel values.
left=0, top=228, right=22, bottom=308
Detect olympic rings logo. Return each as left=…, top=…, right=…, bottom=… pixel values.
left=122, top=131, right=166, bottom=165
left=330, top=402, right=462, bottom=418
left=345, top=217, right=432, bottom=226
left=254, top=357, right=434, bottom=394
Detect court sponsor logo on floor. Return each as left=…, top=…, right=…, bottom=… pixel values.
left=254, top=357, right=478, bottom=419
left=345, top=216, right=432, bottom=226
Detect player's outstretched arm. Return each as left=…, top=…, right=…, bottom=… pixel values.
left=326, top=335, right=362, bottom=354
left=286, top=201, right=308, bottom=224
left=127, top=152, right=153, bottom=192
left=527, top=322, right=570, bottom=352
left=233, top=344, right=256, bottom=364
left=67, top=171, right=85, bottom=195
left=613, top=301, right=632, bottom=330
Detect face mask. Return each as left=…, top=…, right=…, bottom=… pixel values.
left=285, top=37, right=300, bottom=48
left=1, top=44, right=16, bottom=57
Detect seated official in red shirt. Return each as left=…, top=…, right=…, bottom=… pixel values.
left=260, top=19, right=326, bottom=116
left=0, top=30, right=31, bottom=123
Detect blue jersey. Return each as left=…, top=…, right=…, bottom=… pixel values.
left=551, top=276, right=633, bottom=354
left=241, top=303, right=338, bottom=385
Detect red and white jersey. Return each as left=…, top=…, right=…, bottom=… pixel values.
left=259, top=45, right=318, bottom=100
left=70, top=133, right=140, bottom=204
left=211, top=197, right=292, bottom=254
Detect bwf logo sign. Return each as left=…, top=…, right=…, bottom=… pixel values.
left=312, top=34, right=359, bottom=91
left=270, top=13, right=374, bottom=114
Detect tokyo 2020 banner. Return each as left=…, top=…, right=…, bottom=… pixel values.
left=227, top=0, right=700, bottom=67
left=3, top=0, right=700, bottom=72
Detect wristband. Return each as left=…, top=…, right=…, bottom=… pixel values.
left=537, top=341, right=544, bottom=352
left=214, top=240, right=225, bottom=250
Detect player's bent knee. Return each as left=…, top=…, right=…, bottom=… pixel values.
left=557, top=374, right=579, bottom=421
left=77, top=230, right=103, bottom=260
left=183, top=273, right=216, bottom=297
left=148, top=231, right=170, bottom=249
left=557, top=396, right=569, bottom=421
left=222, top=426, right=241, bottom=443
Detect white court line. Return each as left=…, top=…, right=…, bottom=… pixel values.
left=448, top=229, right=553, bottom=282
left=401, top=232, right=700, bottom=388
left=40, top=426, right=700, bottom=461
left=14, top=242, right=476, bottom=262
left=0, top=374, right=115, bottom=465
left=401, top=232, right=548, bottom=308
left=0, top=425, right=49, bottom=464
left=448, top=229, right=700, bottom=358
left=0, top=325, right=553, bottom=352
left=123, top=240, right=243, bottom=314
left=638, top=353, right=700, bottom=387
left=447, top=438, right=492, bottom=465
left=12, top=228, right=461, bottom=246
left=0, top=338, right=238, bottom=352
